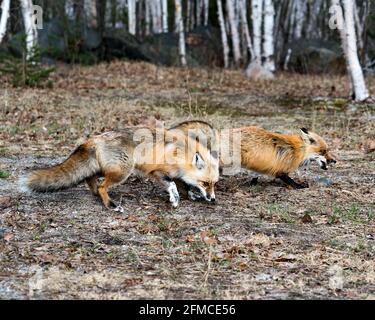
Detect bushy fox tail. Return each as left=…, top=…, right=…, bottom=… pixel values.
left=20, top=143, right=100, bottom=193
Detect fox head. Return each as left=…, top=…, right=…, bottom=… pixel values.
left=181, top=151, right=220, bottom=203
left=300, top=128, right=337, bottom=170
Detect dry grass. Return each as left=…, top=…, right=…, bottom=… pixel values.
left=0, top=61, right=375, bottom=299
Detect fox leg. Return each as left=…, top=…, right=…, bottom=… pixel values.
left=278, top=173, right=309, bottom=189
left=97, top=168, right=131, bottom=212
left=86, top=175, right=99, bottom=195
left=151, top=173, right=180, bottom=208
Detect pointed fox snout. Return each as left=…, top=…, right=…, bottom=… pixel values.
left=205, top=194, right=216, bottom=203
left=208, top=196, right=216, bottom=203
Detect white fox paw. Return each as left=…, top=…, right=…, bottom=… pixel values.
left=168, top=182, right=180, bottom=208
left=113, top=205, right=124, bottom=213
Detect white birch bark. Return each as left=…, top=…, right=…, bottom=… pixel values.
left=263, top=0, right=275, bottom=72
left=145, top=0, right=151, bottom=35
left=293, top=0, right=306, bottom=39
left=20, top=0, right=38, bottom=59
left=175, top=0, right=186, bottom=66
left=217, top=0, right=229, bottom=68
left=239, top=0, right=254, bottom=60
left=0, top=0, right=10, bottom=44
left=204, top=0, right=209, bottom=26
left=161, top=0, right=168, bottom=32
left=251, top=0, right=263, bottom=63
left=342, top=0, right=369, bottom=101
left=196, top=0, right=202, bottom=26
left=65, top=0, right=75, bottom=19
left=150, top=0, right=162, bottom=33
left=226, top=0, right=241, bottom=65
left=128, top=0, right=136, bottom=35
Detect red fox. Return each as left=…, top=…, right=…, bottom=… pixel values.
left=20, top=127, right=219, bottom=211
left=234, top=126, right=337, bottom=189
left=168, top=120, right=220, bottom=200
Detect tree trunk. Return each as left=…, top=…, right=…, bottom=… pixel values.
left=84, top=0, right=98, bottom=29
left=263, top=0, right=275, bottom=72
left=175, top=0, right=186, bottom=66
left=204, top=0, right=209, bottom=26
left=20, top=0, right=38, bottom=59
left=353, top=1, right=363, bottom=52
left=96, top=0, right=107, bottom=37
left=145, top=0, right=150, bottom=35
left=128, top=0, right=136, bottom=35
left=342, top=0, right=369, bottom=101
left=217, top=0, right=229, bottom=68
left=151, top=0, right=162, bottom=33
left=251, top=0, right=263, bottom=63
left=65, top=0, right=75, bottom=19
left=0, top=0, right=11, bottom=44
left=294, top=0, right=306, bottom=39
left=238, top=0, right=254, bottom=61
left=196, top=0, right=201, bottom=26
left=226, top=0, right=241, bottom=66
left=161, top=0, right=168, bottom=32
left=306, top=0, right=322, bottom=38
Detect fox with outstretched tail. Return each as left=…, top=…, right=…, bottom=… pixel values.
left=20, top=126, right=219, bottom=211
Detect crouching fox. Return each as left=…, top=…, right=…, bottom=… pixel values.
left=20, top=127, right=219, bottom=211
left=168, top=120, right=220, bottom=200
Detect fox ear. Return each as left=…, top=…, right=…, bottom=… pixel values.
left=193, top=152, right=205, bottom=170
left=300, top=128, right=316, bottom=145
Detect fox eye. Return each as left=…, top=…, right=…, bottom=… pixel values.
left=202, top=181, right=210, bottom=187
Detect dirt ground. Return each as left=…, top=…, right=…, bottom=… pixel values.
left=0, top=61, right=375, bottom=299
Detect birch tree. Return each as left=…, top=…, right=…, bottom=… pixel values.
left=331, top=0, right=369, bottom=101
left=252, top=0, right=263, bottom=63
left=0, top=0, right=11, bottom=44
left=239, top=0, right=254, bottom=60
left=20, top=0, right=38, bottom=59
left=145, top=0, right=151, bottom=35
left=203, top=0, right=209, bottom=26
left=196, top=0, right=202, bottom=26
left=161, top=0, right=168, bottom=32
left=226, top=0, right=241, bottom=66
left=293, top=0, right=306, bottom=39
left=342, top=0, right=369, bottom=101
left=175, top=0, right=186, bottom=66
left=217, top=0, right=229, bottom=68
left=128, top=0, right=136, bottom=35
left=263, top=0, right=275, bottom=72
left=150, top=0, right=162, bottom=33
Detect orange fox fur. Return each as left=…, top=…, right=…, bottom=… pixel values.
left=234, top=126, right=336, bottom=188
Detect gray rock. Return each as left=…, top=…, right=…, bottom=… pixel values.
left=285, top=39, right=346, bottom=74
